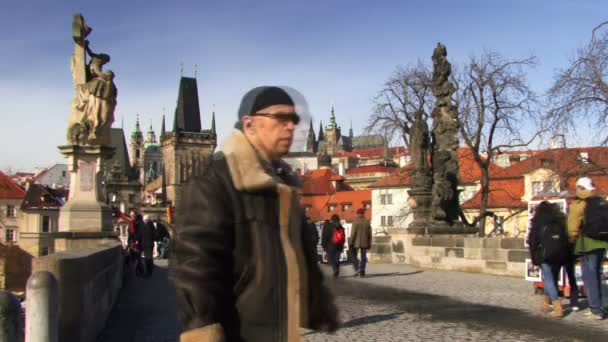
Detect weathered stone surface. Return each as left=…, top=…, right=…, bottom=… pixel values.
left=391, top=240, right=404, bottom=253
left=464, top=238, right=483, bottom=249
left=500, top=238, right=525, bottom=250
left=445, top=248, right=464, bottom=258
left=412, top=237, right=432, bottom=246
left=431, top=257, right=442, bottom=264
left=430, top=236, right=457, bottom=247
left=371, top=244, right=392, bottom=255
left=486, top=261, right=507, bottom=270
left=507, top=250, right=529, bottom=263
left=464, top=248, right=482, bottom=260
left=373, top=236, right=392, bottom=244
left=481, top=248, right=508, bottom=262
left=483, top=238, right=500, bottom=249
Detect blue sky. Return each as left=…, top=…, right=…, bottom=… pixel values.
left=0, top=0, right=606, bottom=171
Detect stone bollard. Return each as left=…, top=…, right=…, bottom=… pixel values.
left=0, top=291, right=24, bottom=342
left=25, top=272, right=57, bottom=342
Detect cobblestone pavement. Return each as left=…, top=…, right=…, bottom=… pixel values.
left=98, top=261, right=608, bottom=341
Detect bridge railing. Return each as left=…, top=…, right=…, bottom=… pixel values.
left=26, top=242, right=123, bottom=342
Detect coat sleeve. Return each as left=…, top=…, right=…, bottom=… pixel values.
left=348, top=222, right=357, bottom=245
left=169, top=171, right=235, bottom=341
left=366, top=221, right=372, bottom=247
left=321, top=223, right=331, bottom=250
left=567, top=200, right=584, bottom=243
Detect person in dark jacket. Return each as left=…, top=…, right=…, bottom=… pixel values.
left=321, top=215, right=345, bottom=278
left=169, top=86, right=338, bottom=342
left=140, top=215, right=156, bottom=277
left=527, top=201, right=568, bottom=317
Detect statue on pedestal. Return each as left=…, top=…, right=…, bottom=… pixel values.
left=67, top=14, right=117, bottom=147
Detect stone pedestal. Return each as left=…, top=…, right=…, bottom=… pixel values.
left=406, top=188, right=433, bottom=235
left=426, top=220, right=478, bottom=234
left=58, top=145, right=115, bottom=234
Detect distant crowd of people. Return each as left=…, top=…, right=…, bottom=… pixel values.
left=126, top=210, right=170, bottom=278
left=528, top=177, right=608, bottom=320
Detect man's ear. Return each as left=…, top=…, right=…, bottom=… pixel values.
left=242, top=116, right=255, bottom=133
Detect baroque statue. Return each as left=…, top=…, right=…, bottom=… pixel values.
left=67, top=14, right=117, bottom=146
left=430, top=43, right=461, bottom=224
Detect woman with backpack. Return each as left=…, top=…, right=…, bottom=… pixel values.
left=567, top=177, right=608, bottom=320
left=528, top=201, right=570, bottom=318
left=321, top=215, right=345, bottom=278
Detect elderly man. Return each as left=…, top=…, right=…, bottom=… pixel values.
left=170, top=86, right=338, bottom=342
left=349, top=208, right=372, bottom=277
left=567, top=177, right=608, bottom=320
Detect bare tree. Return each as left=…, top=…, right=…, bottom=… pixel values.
left=366, top=60, right=434, bottom=149
left=546, top=21, right=608, bottom=144
left=455, top=51, right=543, bottom=236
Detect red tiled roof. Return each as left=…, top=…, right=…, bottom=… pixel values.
left=302, top=168, right=352, bottom=195
left=345, top=165, right=397, bottom=175
left=335, top=146, right=407, bottom=159
left=369, top=164, right=414, bottom=188
left=494, top=147, right=608, bottom=179
left=461, top=179, right=526, bottom=209
left=0, top=170, right=26, bottom=199
left=301, top=190, right=371, bottom=222
left=369, top=147, right=502, bottom=188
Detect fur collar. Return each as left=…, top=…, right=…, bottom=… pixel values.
left=222, top=129, right=301, bottom=192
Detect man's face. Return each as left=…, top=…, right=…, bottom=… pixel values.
left=246, top=104, right=298, bottom=159
left=130, top=211, right=136, bottom=218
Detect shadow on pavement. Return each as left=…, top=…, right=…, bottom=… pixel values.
left=340, top=312, right=404, bottom=328
left=358, top=270, right=424, bottom=278
left=331, top=278, right=608, bottom=340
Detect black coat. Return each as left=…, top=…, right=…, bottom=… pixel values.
left=169, top=131, right=337, bottom=342
left=139, top=221, right=156, bottom=257
left=321, top=221, right=344, bottom=253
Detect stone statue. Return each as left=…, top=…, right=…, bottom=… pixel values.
left=410, top=110, right=432, bottom=190
left=67, top=14, right=117, bottom=146
left=430, top=43, right=461, bottom=224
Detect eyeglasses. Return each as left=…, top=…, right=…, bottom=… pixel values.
left=251, top=112, right=301, bottom=125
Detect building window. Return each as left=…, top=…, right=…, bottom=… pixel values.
left=540, top=158, right=553, bottom=167
left=342, top=204, right=350, bottom=211
left=136, top=149, right=141, bottom=158
left=41, top=247, right=49, bottom=256
left=387, top=216, right=394, bottom=227
left=532, top=181, right=556, bottom=196
left=5, top=229, right=15, bottom=242
left=380, top=195, right=386, bottom=205
left=328, top=205, right=335, bottom=212
left=128, top=194, right=136, bottom=204
left=381, top=216, right=386, bottom=226
left=62, top=170, right=67, bottom=177
left=365, top=203, right=371, bottom=209
left=41, top=215, right=51, bottom=233
left=387, top=194, right=393, bottom=204
left=6, top=205, right=15, bottom=217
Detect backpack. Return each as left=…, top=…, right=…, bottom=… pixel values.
left=583, top=197, right=608, bottom=241
left=537, top=222, right=569, bottom=265
left=332, top=225, right=346, bottom=246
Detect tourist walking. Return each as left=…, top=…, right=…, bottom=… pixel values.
left=169, top=86, right=338, bottom=341
left=349, top=208, right=372, bottom=277
left=322, top=214, right=345, bottom=277
left=140, top=215, right=156, bottom=277
left=567, top=177, right=608, bottom=320
left=528, top=201, right=570, bottom=317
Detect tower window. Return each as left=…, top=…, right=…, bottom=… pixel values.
left=136, top=150, right=141, bottom=158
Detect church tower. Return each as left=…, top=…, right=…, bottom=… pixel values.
left=324, top=106, right=342, bottom=155
left=161, top=76, right=217, bottom=209
left=129, top=115, right=144, bottom=178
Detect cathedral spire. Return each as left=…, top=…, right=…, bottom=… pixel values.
left=161, top=113, right=166, bottom=139
left=327, top=105, right=337, bottom=130
left=318, top=120, right=324, bottom=141
left=211, top=106, right=216, bottom=136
